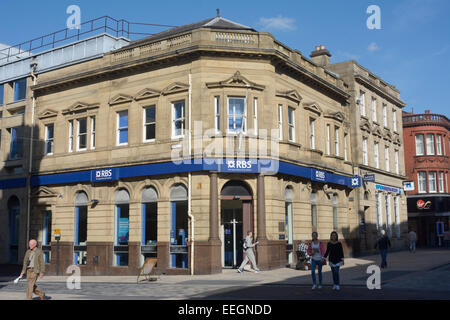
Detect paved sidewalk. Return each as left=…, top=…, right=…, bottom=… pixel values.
left=0, top=249, right=448, bottom=300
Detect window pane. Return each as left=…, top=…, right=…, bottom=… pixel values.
left=229, top=98, right=244, bottom=115
left=79, top=118, right=87, bottom=134
left=119, top=112, right=128, bottom=128
left=175, top=103, right=184, bottom=119
left=426, top=134, right=435, bottom=155
left=146, top=123, right=155, bottom=140
left=14, top=78, right=27, bottom=101
left=145, top=107, right=156, bottom=123
left=119, top=129, right=128, bottom=144
left=79, top=134, right=87, bottom=149
left=0, top=84, right=4, bottom=105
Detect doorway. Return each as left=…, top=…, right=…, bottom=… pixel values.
left=220, top=180, right=253, bottom=269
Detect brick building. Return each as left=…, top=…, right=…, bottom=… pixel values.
left=403, top=110, right=450, bottom=246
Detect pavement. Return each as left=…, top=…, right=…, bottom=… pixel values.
left=1, top=248, right=449, bottom=300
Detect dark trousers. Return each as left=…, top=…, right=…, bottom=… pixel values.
left=331, top=266, right=340, bottom=285
left=380, top=249, right=387, bottom=268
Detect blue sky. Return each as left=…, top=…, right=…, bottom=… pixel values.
left=1, top=0, right=449, bottom=116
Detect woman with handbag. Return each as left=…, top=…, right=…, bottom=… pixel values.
left=324, top=231, right=345, bottom=291
left=307, top=232, right=325, bottom=289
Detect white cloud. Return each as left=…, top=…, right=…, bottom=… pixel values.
left=368, top=42, right=380, bottom=52
left=258, top=15, right=296, bottom=31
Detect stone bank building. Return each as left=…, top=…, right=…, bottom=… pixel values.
left=0, top=15, right=408, bottom=275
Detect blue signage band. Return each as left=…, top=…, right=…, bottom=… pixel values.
left=0, top=158, right=362, bottom=190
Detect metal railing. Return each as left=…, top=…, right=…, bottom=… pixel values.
left=0, top=16, right=177, bottom=64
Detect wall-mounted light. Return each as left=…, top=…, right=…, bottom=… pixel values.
left=90, top=199, right=99, bottom=205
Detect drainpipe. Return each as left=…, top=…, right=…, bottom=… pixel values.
left=27, top=62, right=38, bottom=246
left=188, top=72, right=195, bottom=275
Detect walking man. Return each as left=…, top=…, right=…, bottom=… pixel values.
left=408, top=228, right=417, bottom=253
left=20, top=239, right=46, bottom=300
left=374, top=230, right=391, bottom=269
left=237, top=231, right=260, bottom=273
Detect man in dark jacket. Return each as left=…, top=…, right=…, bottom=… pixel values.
left=374, top=230, right=391, bottom=268
left=20, top=239, right=46, bottom=300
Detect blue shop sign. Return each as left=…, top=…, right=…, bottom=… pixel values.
left=349, top=176, right=362, bottom=187
left=375, top=184, right=402, bottom=194
left=364, top=174, right=376, bottom=182
left=91, top=168, right=118, bottom=182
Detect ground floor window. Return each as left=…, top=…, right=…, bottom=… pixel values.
left=376, top=192, right=382, bottom=231
left=8, top=196, right=20, bottom=264
left=114, top=189, right=130, bottom=266
left=141, top=187, right=158, bottom=261
left=170, top=184, right=188, bottom=269
left=42, top=211, right=52, bottom=264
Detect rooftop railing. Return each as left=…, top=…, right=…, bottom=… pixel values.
left=0, top=16, right=176, bottom=64
left=403, top=113, right=450, bottom=128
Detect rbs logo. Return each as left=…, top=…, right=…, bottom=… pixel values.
left=227, top=160, right=252, bottom=170
left=315, top=170, right=325, bottom=181
left=95, top=169, right=113, bottom=179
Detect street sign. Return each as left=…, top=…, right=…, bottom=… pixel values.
left=403, top=181, right=415, bottom=191
left=364, top=174, right=375, bottom=182
left=54, top=229, right=61, bottom=240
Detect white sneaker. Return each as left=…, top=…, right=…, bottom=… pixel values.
left=318, top=285, right=322, bottom=289
left=312, top=285, right=317, bottom=290
left=254, top=270, right=260, bottom=273
left=237, top=269, right=242, bottom=273
left=332, top=285, right=337, bottom=290
left=336, top=285, right=340, bottom=290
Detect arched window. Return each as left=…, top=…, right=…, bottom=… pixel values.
left=114, top=189, right=130, bottom=266
left=74, top=191, right=88, bottom=265
left=170, top=184, right=188, bottom=269
left=141, top=187, right=158, bottom=251
left=8, top=196, right=20, bottom=263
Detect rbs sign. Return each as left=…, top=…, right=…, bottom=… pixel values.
left=91, top=168, right=117, bottom=182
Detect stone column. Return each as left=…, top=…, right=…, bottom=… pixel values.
left=257, top=174, right=267, bottom=240
left=209, top=171, right=219, bottom=241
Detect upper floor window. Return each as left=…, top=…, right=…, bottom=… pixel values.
left=68, top=120, right=74, bottom=152
left=278, top=104, right=283, bottom=140
left=371, top=97, right=377, bottom=122
left=143, top=105, right=156, bottom=142
left=288, top=107, right=295, bottom=142
left=362, top=137, right=368, bottom=165
left=385, top=146, right=390, bottom=171
left=0, top=84, right=4, bottom=105
left=253, top=98, right=258, bottom=135
left=359, top=91, right=366, bottom=117
left=90, top=117, right=96, bottom=149
left=310, top=118, right=315, bottom=149
left=13, top=78, right=27, bottom=102
left=214, top=97, right=220, bottom=133
left=415, top=134, right=424, bottom=156
left=426, top=133, right=435, bottom=155
left=77, top=118, right=87, bottom=151
left=436, top=134, right=443, bottom=155
left=117, top=111, right=128, bottom=145
left=439, top=172, right=445, bottom=193
left=344, top=133, right=348, bottom=161
left=393, top=109, right=397, bottom=132
left=334, top=126, right=339, bottom=156
left=326, top=124, right=331, bottom=155
left=228, top=97, right=245, bottom=134
left=374, top=142, right=379, bottom=168
left=9, top=126, right=24, bottom=160
left=418, top=172, right=427, bottom=193
left=395, top=150, right=399, bottom=174
left=45, top=124, right=54, bottom=155
left=383, top=104, right=387, bottom=127
left=429, top=171, right=437, bottom=193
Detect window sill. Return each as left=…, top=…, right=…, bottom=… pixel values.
left=143, top=139, right=156, bottom=144
left=305, top=148, right=323, bottom=156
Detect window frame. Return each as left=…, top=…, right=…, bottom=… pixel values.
left=309, top=117, right=316, bottom=150
left=326, top=124, right=331, bottom=155
left=13, top=78, right=27, bottom=102
left=288, top=106, right=295, bottom=142
left=371, top=97, right=377, bottom=122
left=439, top=172, right=445, bottom=193
left=383, top=104, right=388, bottom=127
left=362, top=137, right=368, bottom=165
left=68, top=120, right=74, bottom=153
left=278, top=104, right=283, bottom=140
left=426, top=133, right=435, bottom=155
left=76, top=118, right=88, bottom=152
left=385, top=145, right=390, bottom=172
left=359, top=91, right=366, bottom=117
left=214, top=96, right=221, bottom=134
left=418, top=171, right=427, bottom=193
left=374, top=142, right=379, bottom=169
left=90, top=116, right=96, bottom=149
left=253, top=98, right=258, bottom=136
left=415, top=134, right=425, bottom=156
left=429, top=171, right=437, bottom=193
left=117, top=110, right=129, bottom=146
left=45, top=123, right=54, bottom=156
left=143, top=105, right=156, bottom=143
left=226, top=97, right=246, bottom=135
left=436, top=134, right=443, bottom=155
left=334, top=126, right=339, bottom=157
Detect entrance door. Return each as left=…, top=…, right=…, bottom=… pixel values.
left=221, top=202, right=243, bottom=268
